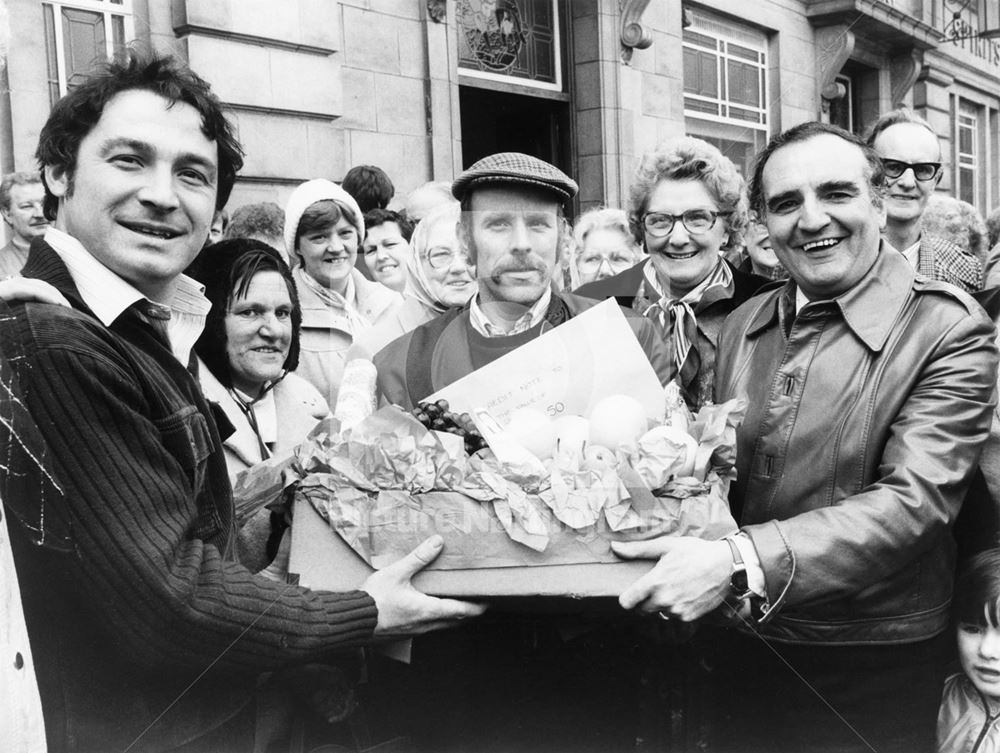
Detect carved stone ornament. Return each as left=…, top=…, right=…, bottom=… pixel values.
left=814, top=25, right=855, bottom=105
left=621, top=0, right=653, bottom=63
left=427, top=0, right=447, bottom=23
left=890, top=49, right=923, bottom=107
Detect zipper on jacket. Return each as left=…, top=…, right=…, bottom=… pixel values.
left=783, top=374, right=795, bottom=396
left=972, top=688, right=1000, bottom=753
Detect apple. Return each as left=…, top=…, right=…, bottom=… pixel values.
left=583, top=444, right=616, bottom=470
left=553, top=415, right=590, bottom=458
left=505, top=407, right=556, bottom=461
left=588, top=394, right=648, bottom=450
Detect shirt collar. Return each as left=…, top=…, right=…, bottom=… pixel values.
left=44, top=227, right=210, bottom=364
left=749, top=241, right=911, bottom=351
left=45, top=227, right=144, bottom=325
left=469, top=285, right=552, bottom=337
left=794, top=286, right=811, bottom=313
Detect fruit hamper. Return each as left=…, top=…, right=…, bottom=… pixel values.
left=276, top=300, right=746, bottom=598
left=281, top=379, right=744, bottom=598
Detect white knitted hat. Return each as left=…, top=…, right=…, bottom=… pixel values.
left=283, top=178, right=365, bottom=259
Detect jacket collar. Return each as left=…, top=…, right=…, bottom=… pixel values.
left=746, top=242, right=913, bottom=352
left=353, top=269, right=402, bottom=321
left=22, top=237, right=96, bottom=317
left=296, top=267, right=401, bottom=320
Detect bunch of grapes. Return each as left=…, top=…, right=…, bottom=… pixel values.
left=411, top=399, right=488, bottom=455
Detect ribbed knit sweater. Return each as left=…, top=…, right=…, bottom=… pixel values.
left=2, top=240, right=377, bottom=753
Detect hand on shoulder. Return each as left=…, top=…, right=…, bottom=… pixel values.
left=0, top=276, right=70, bottom=308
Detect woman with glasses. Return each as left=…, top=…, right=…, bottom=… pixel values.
left=283, top=179, right=402, bottom=406
left=357, top=202, right=476, bottom=356
left=569, top=207, right=644, bottom=287
left=575, top=136, right=767, bottom=409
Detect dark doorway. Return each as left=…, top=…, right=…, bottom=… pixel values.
left=459, top=85, right=571, bottom=175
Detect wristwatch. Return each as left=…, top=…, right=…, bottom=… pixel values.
left=724, top=536, right=754, bottom=601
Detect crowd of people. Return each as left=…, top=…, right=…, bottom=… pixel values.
left=3, top=50, right=1000, bottom=753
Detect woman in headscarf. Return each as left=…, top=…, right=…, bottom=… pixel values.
left=356, top=202, right=476, bottom=356
left=284, top=179, right=402, bottom=405
left=575, top=136, right=768, bottom=409
left=187, top=238, right=328, bottom=572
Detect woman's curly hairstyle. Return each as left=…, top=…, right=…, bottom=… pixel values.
left=628, top=136, right=749, bottom=253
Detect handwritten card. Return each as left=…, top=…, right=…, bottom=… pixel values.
left=427, top=298, right=665, bottom=426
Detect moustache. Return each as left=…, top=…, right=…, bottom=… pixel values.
left=492, top=261, right=547, bottom=276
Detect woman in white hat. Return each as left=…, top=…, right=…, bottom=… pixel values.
left=284, top=179, right=402, bottom=405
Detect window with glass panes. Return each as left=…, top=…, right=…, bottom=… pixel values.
left=42, top=0, right=133, bottom=105
left=682, top=9, right=768, bottom=176
left=957, top=108, right=978, bottom=207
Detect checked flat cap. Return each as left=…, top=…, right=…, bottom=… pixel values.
left=452, top=152, right=578, bottom=203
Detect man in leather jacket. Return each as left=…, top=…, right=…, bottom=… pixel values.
left=615, top=122, right=998, bottom=752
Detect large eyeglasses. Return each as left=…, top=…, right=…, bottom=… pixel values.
left=426, top=246, right=472, bottom=270
left=881, top=159, right=941, bottom=182
left=642, top=209, right=730, bottom=237
left=578, top=253, right=635, bottom=274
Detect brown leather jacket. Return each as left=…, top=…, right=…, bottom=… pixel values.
left=715, top=245, right=998, bottom=645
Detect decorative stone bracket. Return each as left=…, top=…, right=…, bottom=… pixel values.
left=621, top=0, right=653, bottom=63
left=889, top=49, right=923, bottom=107
left=814, top=25, right=854, bottom=116
left=427, top=0, right=446, bottom=23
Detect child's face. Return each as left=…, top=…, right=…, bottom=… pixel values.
left=958, top=621, right=1000, bottom=700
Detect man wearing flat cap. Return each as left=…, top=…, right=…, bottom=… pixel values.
left=374, top=152, right=673, bottom=405
left=369, top=154, right=672, bottom=749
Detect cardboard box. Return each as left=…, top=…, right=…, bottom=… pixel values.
left=288, top=495, right=653, bottom=600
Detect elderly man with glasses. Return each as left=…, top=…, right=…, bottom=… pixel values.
left=866, top=108, right=982, bottom=292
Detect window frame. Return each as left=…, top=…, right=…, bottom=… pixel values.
left=682, top=16, right=769, bottom=134
left=956, top=109, right=978, bottom=207
left=42, top=0, right=134, bottom=103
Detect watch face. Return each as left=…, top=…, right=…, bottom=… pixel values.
left=731, top=569, right=750, bottom=596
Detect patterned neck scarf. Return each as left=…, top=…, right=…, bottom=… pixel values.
left=633, top=258, right=734, bottom=388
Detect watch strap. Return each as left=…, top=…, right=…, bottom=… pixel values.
left=724, top=536, right=753, bottom=600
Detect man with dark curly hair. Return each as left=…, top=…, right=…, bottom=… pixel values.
left=0, top=50, right=480, bottom=753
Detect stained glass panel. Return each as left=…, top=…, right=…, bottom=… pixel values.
left=457, top=0, right=561, bottom=89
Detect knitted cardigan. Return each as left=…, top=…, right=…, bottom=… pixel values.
left=2, top=240, right=377, bottom=753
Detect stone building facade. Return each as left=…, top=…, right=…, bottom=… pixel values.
left=1, top=0, right=998, bottom=244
